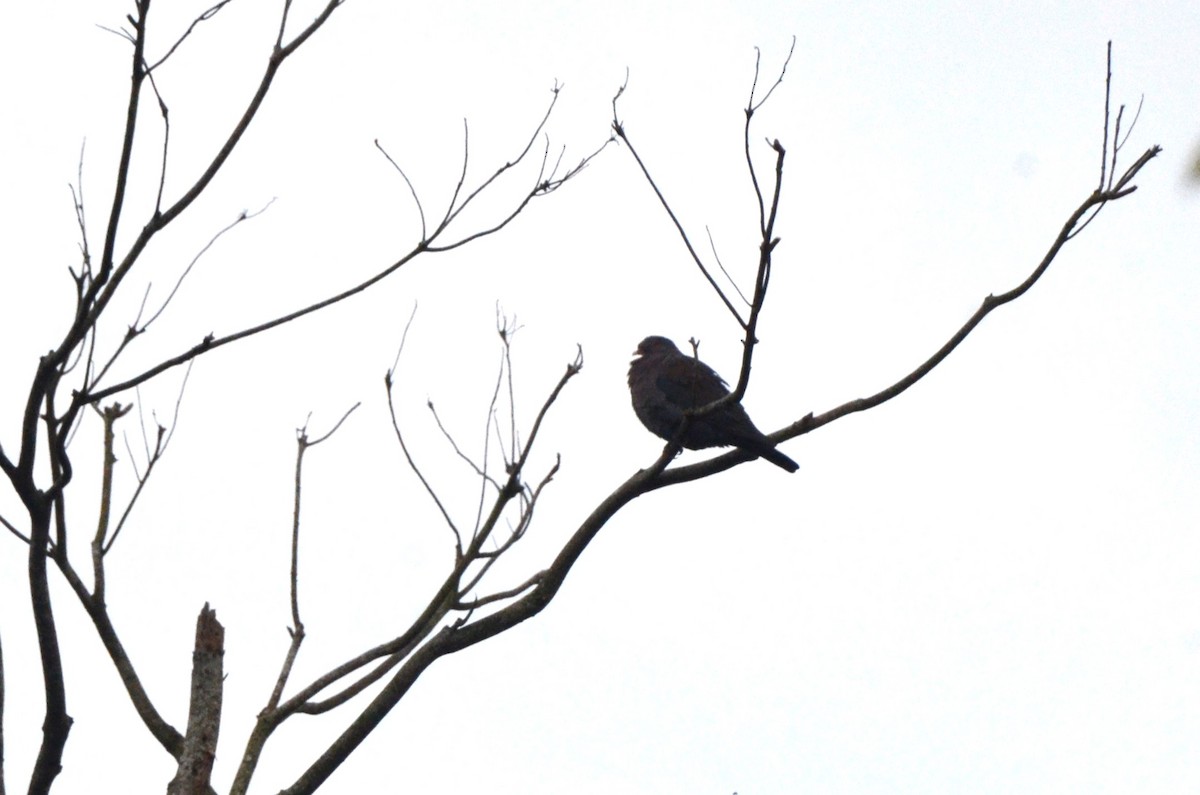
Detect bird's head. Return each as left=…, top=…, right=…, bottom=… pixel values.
left=633, top=336, right=680, bottom=358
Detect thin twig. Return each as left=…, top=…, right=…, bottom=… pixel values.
left=269, top=402, right=360, bottom=711
left=54, top=547, right=184, bottom=758
left=84, top=85, right=602, bottom=404
left=386, top=308, right=465, bottom=554
left=655, top=146, right=1161, bottom=484
left=147, top=0, right=237, bottom=72
left=427, top=401, right=495, bottom=487
left=612, top=87, right=743, bottom=324
left=747, top=37, right=796, bottom=114
left=146, top=201, right=276, bottom=328
left=1099, top=41, right=1112, bottom=191
left=706, top=226, right=751, bottom=306
left=0, top=513, right=30, bottom=544
left=375, top=139, right=427, bottom=241
left=435, top=86, right=560, bottom=235
left=143, top=55, right=171, bottom=216
left=105, top=360, right=195, bottom=555
left=457, top=571, right=545, bottom=611
left=91, top=401, right=131, bottom=599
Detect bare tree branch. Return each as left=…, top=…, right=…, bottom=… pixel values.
left=270, top=66, right=1163, bottom=794
left=165, top=605, right=224, bottom=795
left=457, top=569, right=545, bottom=611
left=375, top=139, right=427, bottom=241
left=54, top=555, right=184, bottom=759
left=2, top=16, right=1162, bottom=794
left=653, top=149, right=1161, bottom=485
left=706, top=226, right=752, bottom=306
left=747, top=37, right=796, bottom=115
left=147, top=0, right=237, bottom=73
left=104, top=361, right=193, bottom=555
left=83, top=87, right=602, bottom=406
left=279, top=343, right=582, bottom=793
left=0, top=512, right=29, bottom=544
left=611, top=77, right=744, bottom=325
left=89, top=401, right=130, bottom=601
left=387, top=310, right=466, bottom=557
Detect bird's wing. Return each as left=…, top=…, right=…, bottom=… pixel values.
left=655, top=357, right=730, bottom=410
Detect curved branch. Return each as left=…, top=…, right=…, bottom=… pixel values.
left=278, top=456, right=657, bottom=795
left=84, top=87, right=603, bottom=405
left=611, top=83, right=743, bottom=325
left=55, top=558, right=184, bottom=758
left=276, top=151, right=1161, bottom=791
left=147, top=0, right=237, bottom=73
left=649, top=150, right=1161, bottom=487
left=84, top=1, right=346, bottom=337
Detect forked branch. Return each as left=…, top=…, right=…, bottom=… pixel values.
left=231, top=333, right=581, bottom=794
left=612, top=45, right=793, bottom=427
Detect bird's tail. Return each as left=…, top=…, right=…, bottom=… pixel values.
left=761, top=446, right=799, bottom=473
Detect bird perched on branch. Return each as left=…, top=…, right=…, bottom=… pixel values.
left=627, top=335, right=798, bottom=472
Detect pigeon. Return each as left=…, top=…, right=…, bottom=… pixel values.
left=628, top=335, right=798, bottom=472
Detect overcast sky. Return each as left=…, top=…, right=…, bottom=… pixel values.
left=2, top=1, right=1199, bottom=793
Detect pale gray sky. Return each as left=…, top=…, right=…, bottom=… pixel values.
left=2, top=1, right=1198, bottom=793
